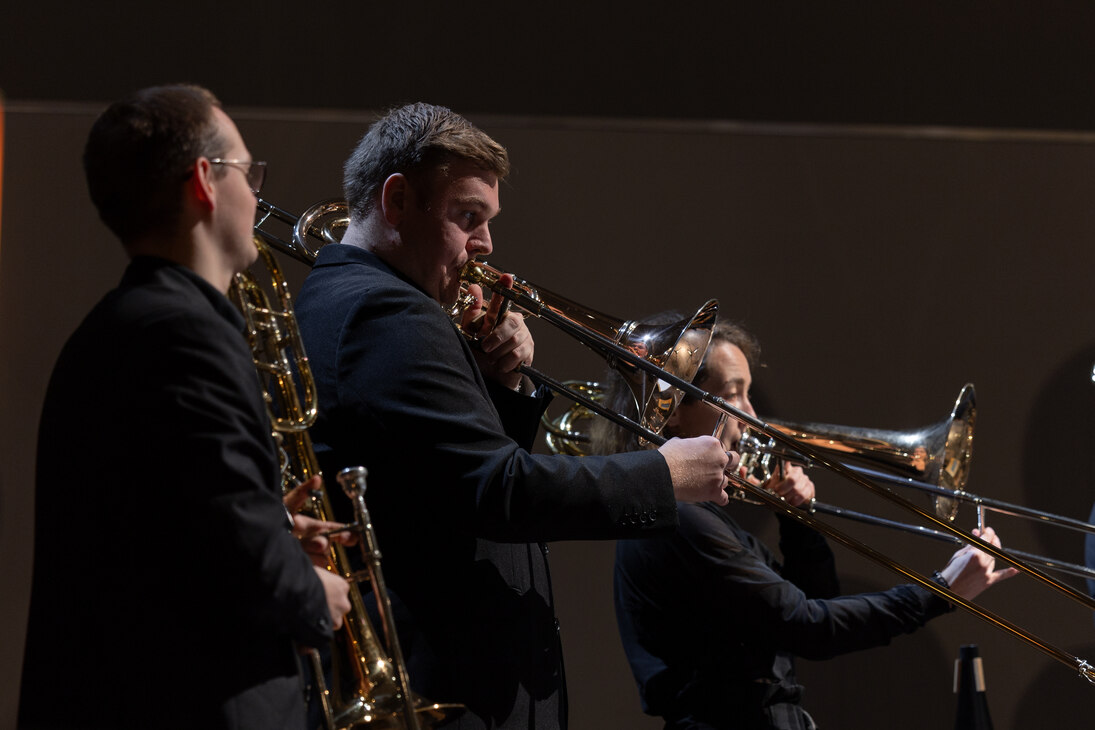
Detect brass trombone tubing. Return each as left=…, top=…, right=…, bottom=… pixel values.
left=540, top=397, right=1095, bottom=576
left=851, top=463, right=1095, bottom=535
left=255, top=198, right=322, bottom=264
left=752, top=444, right=1095, bottom=536
left=520, top=362, right=1095, bottom=683
left=808, top=501, right=1095, bottom=582
left=496, top=279, right=1093, bottom=605
left=337, top=467, right=423, bottom=730
left=247, top=199, right=1095, bottom=682
left=238, top=236, right=452, bottom=728
left=726, top=471, right=1095, bottom=684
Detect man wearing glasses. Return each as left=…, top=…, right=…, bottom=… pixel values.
left=18, top=84, right=350, bottom=730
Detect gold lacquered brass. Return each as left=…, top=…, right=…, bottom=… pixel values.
left=456, top=259, right=718, bottom=442
left=231, top=236, right=463, bottom=728
left=249, top=197, right=1095, bottom=685
left=742, top=384, right=976, bottom=520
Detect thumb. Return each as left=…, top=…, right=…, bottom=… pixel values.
left=479, top=273, right=514, bottom=334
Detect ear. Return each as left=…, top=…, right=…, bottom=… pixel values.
left=188, top=157, right=217, bottom=211
left=379, top=173, right=408, bottom=227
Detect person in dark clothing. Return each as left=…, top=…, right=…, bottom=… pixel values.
left=293, top=102, right=734, bottom=729
left=605, top=321, right=1016, bottom=730
left=18, top=84, right=351, bottom=730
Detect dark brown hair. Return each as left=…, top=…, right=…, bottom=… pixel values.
left=343, top=102, right=510, bottom=220
left=589, top=319, right=760, bottom=455
left=83, top=84, right=227, bottom=245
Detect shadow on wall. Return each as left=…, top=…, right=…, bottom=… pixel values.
left=1012, top=643, right=1095, bottom=725
left=1021, top=343, right=1095, bottom=584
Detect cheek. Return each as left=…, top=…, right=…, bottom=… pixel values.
left=439, top=227, right=468, bottom=260
left=725, top=421, right=745, bottom=446
left=700, top=409, right=723, bottom=437
left=672, top=403, right=722, bottom=439
left=712, top=413, right=738, bottom=442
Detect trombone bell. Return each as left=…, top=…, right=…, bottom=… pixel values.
left=459, top=260, right=718, bottom=439
left=765, top=384, right=976, bottom=520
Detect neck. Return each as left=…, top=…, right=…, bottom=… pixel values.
left=342, top=215, right=440, bottom=303
left=338, top=219, right=376, bottom=253
left=126, top=229, right=236, bottom=295
left=342, top=217, right=409, bottom=276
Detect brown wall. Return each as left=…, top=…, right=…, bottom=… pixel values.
left=6, top=3, right=1095, bottom=131
left=3, top=104, right=1095, bottom=728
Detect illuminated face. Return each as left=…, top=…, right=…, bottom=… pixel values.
left=398, top=159, right=499, bottom=306
left=668, top=341, right=755, bottom=447
left=209, top=107, right=259, bottom=272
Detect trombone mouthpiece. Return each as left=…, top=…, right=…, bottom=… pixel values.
left=337, top=466, right=369, bottom=499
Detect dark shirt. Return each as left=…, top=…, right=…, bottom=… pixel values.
left=19, top=257, right=331, bottom=730
left=294, top=244, right=679, bottom=729
left=615, top=501, right=953, bottom=730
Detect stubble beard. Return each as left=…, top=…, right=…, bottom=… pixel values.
left=440, top=273, right=463, bottom=308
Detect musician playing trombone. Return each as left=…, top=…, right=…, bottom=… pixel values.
left=600, top=320, right=1017, bottom=730
left=293, top=102, right=734, bottom=729
left=18, top=85, right=352, bottom=730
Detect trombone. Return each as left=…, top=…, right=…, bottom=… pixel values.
left=234, top=223, right=462, bottom=728
left=743, top=385, right=1095, bottom=537
left=456, top=261, right=1095, bottom=686
left=740, top=405, right=1095, bottom=582
left=252, top=198, right=1095, bottom=685
left=544, top=382, right=1095, bottom=581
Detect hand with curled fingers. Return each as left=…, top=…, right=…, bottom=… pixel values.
left=284, top=476, right=358, bottom=568
left=312, top=566, right=352, bottom=630
left=461, top=274, right=534, bottom=391
left=937, top=526, right=1019, bottom=601
left=763, top=462, right=816, bottom=508
left=283, top=478, right=354, bottom=631
left=283, top=476, right=322, bottom=513
left=660, top=436, right=739, bottom=505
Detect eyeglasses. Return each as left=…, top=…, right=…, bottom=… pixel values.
left=209, top=158, right=267, bottom=195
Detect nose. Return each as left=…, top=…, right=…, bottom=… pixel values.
left=743, top=396, right=757, bottom=419
left=470, top=224, right=493, bottom=256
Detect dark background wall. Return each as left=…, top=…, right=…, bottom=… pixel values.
left=4, top=3, right=1095, bottom=727
left=7, top=1, right=1095, bottom=131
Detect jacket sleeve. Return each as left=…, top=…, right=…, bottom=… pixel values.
left=325, top=282, right=678, bottom=543
left=676, top=504, right=951, bottom=661
left=145, top=306, right=334, bottom=648
left=484, top=377, right=552, bottom=451
left=775, top=514, right=841, bottom=599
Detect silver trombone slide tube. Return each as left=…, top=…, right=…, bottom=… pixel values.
left=809, top=501, right=1095, bottom=582
left=844, top=463, right=1095, bottom=536
left=502, top=288, right=1093, bottom=609
left=255, top=197, right=346, bottom=266
left=255, top=198, right=314, bottom=263
left=723, top=470, right=1095, bottom=685
left=519, top=363, right=1095, bottom=684
left=244, top=203, right=1095, bottom=683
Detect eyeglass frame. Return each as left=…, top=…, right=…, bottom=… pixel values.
left=209, top=158, right=267, bottom=195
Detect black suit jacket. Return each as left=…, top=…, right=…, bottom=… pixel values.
left=19, top=257, right=332, bottom=730
left=294, top=245, right=678, bottom=729
left=615, top=503, right=953, bottom=729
